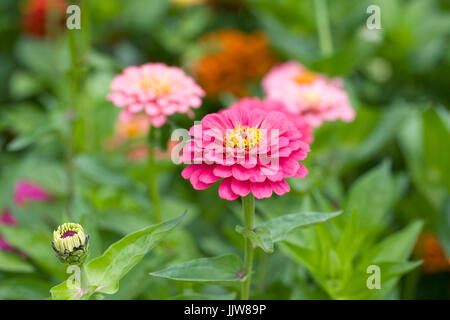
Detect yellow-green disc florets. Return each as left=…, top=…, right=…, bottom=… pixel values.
left=52, top=222, right=89, bottom=265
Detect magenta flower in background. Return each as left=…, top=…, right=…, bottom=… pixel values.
left=0, top=210, right=17, bottom=251
left=0, top=209, right=17, bottom=225
left=227, top=97, right=313, bottom=144
left=1, top=181, right=50, bottom=252
left=180, top=101, right=310, bottom=200
left=0, top=237, right=13, bottom=251
left=107, top=63, right=205, bottom=128
left=262, top=61, right=355, bottom=128
left=14, top=180, right=51, bottom=207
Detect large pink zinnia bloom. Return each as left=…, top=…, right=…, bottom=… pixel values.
left=107, top=63, right=205, bottom=128
left=14, top=180, right=51, bottom=207
left=226, top=97, right=313, bottom=144
left=262, top=61, right=355, bottom=128
left=180, top=102, right=310, bottom=200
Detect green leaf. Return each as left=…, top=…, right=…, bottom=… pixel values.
left=74, top=155, right=133, bottom=188
left=0, top=277, right=50, bottom=300
left=336, top=209, right=361, bottom=264
left=50, top=279, right=94, bottom=301
left=9, top=71, right=42, bottom=99
left=437, top=198, right=450, bottom=256
left=0, top=225, right=65, bottom=278
left=258, top=211, right=342, bottom=243
left=86, top=213, right=185, bottom=294
left=279, top=242, right=320, bottom=280
left=150, top=254, right=245, bottom=284
left=339, top=261, right=422, bottom=300
left=344, top=161, right=398, bottom=229
left=0, top=251, right=34, bottom=273
left=7, top=126, right=53, bottom=151
left=236, top=225, right=273, bottom=253
left=173, top=292, right=237, bottom=300
left=368, top=220, right=423, bottom=263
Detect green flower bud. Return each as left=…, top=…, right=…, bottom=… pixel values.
left=52, top=223, right=89, bottom=265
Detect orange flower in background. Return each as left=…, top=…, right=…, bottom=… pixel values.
left=171, top=0, right=206, bottom=6
left=193, top=29, right=278, bottom=98
left=415, top=232, right=450, bottom=274
left=104, top=115, right=176, bottom=162
left=22, top=0, right=67, bottom=37
left=104, top=114, right=151, bottom=151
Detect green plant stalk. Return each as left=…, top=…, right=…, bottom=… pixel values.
left=148, top=129, right=162, bottom=223
left=241, top=194, right=255, bottom=300
left=257, top=252, right=268, bottom=293
left=314, top=0, right=334, bottom=57
left=66, top=28, right=79, bottom=219
left=80, top=264, right=89, bottom=291
left=80, top=0, right=95, bottom=153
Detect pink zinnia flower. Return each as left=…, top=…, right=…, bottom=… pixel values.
left=14, top=180, right=51, bottom=207
left=107, top=63, right=205, bottom=128
left=226, top=97, right=313, bottom=144
left=180, top=101, right=310, bottom=200
left=262, top=61, right=355, bottom=127
left=0, top=181, right=50, bottom=252
left=0, top=209, right=17, bottom=225
left=0, top=210, right=17, bottom=251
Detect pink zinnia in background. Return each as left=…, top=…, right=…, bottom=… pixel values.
left=0, top=210, right=17, bottom=251
left=226, top=97, right=313, bottom=144
left=262, top=61, right=355, bottom=128
left=180, top=101, right=310, bottom=200
left=1, top=180, right=51, bottom=251
left=14, top=180, right=51, bottom=207
left=107, top=63, right=205, bottom=128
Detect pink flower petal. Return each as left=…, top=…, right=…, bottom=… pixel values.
left=218, top=178, right=239, bottom=200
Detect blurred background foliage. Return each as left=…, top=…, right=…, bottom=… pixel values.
left=0, top=0, right=448, bottom=299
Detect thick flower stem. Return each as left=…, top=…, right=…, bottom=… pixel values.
left=148, top=129, right=162, bottom=223
left=241, top=194, right=255, bottom=300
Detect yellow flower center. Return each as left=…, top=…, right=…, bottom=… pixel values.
left=53, top=223, right=86, bottom=253
left=225, top=126, right=261, bottom=150
left=140, top=77, right=171, bottom=96
left=294, top=71, right=318, bottom=85
left=302, top=91, right=321, bottom=107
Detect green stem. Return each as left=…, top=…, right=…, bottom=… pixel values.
left=80, top=264, right=89, bottom=290
left=257, top=252, right=268, bottom=293
left=314, top=0, right=334, bottom=57
left=80, top=0, right=94, bottom=153
left=241, top=194, right=255, bottom=300
left=148, top=129, right=162, bottom=223
left=66, top=28, right=79, bottom=219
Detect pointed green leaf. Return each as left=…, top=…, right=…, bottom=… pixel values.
left=365, top=220, right=423, bottom=264
left=258, top=211, right=342, bottom=243
left=345, top=161, right=398, bottom=228
left=0, top=251, right=34, bottom=273
left=50, top=279, right=94, bottom=300
left=86, top=213, right=185, bottom=294
left=0, top=277, right=50, bottom=300
left=0, top=225, right=65, bottom=278
left=150, top=254, right=245, bottom=284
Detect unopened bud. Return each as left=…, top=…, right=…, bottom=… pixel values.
left=52, top=223, right=89, bottom=265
